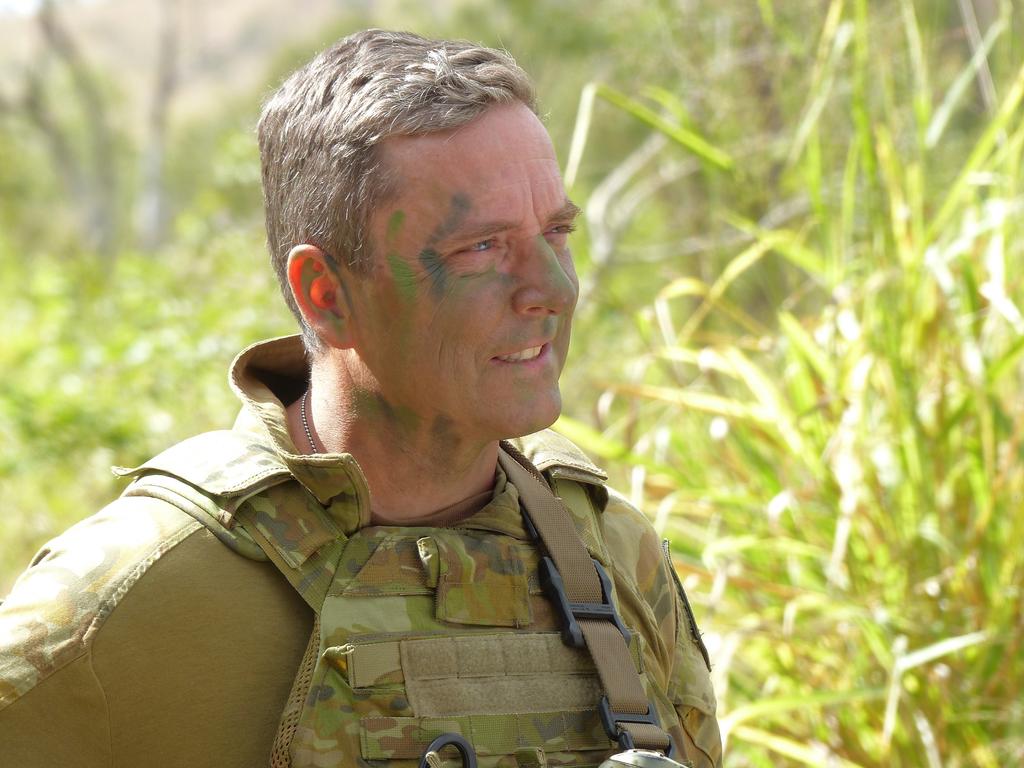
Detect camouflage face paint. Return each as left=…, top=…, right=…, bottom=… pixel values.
left=416, top=193, right=472, bottom=300
left=532, top=233, right=577, bottom=299
left=431, top=193, right=471, bottom=243
left=430, top=414, right=459, bottom=451
left=353, top=389, right=422, bottom=433
left=387, top=252, right=417, bottom=302
left=417, top=247, right=448, bottom=298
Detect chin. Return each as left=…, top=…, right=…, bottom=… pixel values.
left=498, top=394, right=562, bottom=440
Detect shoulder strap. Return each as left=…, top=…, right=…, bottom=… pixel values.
left=498, top=442, right=674, bottom=756
left=115, top=430, right=297, bottom=562
left=116, top=430, right=345, bottom=612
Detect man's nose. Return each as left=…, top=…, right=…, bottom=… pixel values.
left=510, top=235, right=579, bottom=316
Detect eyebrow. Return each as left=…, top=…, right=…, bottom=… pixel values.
left=443, top=199, right=581, bottom=244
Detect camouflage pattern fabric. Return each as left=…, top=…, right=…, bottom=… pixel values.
left=0, top=335, right=722, bottom=767
left=0, top=501, right=200, bottom=708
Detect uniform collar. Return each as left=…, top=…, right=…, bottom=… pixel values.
left=228, top=335, right=372, bottom=534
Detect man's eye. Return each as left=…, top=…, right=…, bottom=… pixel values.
left=546, top=223, right=577, bottom=237
left=465, top=239, right=495, bottom=253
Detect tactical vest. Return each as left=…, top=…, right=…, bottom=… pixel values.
left=118, top=429, right=689, bottom=768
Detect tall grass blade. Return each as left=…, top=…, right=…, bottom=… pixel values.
left=787, top=0, right=851, bottom=166
left=614, top=383, right=770, bottom=421
left=898, top=0, right=931, bottom=133
left=987, top=333, right=1024, bottom=383
left=721, top=688, right=885, bottom=731
left=928, top=59, right=1024, bottom=239
left=897, top=629, right=990, bottom=672
left=883, top=631, right=992, bottom=745
left=720, top=213, right=826, bottom=277
left=732, top=726, right=867, bottom=767
left=778, top=311, right=835, bottom=388
left=675, top=237, right=777, bottom=346
left=926, top=20, right=1006, bottom=148
left=594, top=83, right=733, bottom=170
left=564, top=82, right=598, bottom=189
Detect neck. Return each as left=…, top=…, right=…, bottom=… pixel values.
left=288, top=350, right=499, bottom=523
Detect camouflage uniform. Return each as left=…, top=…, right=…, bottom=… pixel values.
left=0, top=336, right=721, bottom=767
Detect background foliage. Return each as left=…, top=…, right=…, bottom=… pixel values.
left=1, top=0, right=1022, bottom=765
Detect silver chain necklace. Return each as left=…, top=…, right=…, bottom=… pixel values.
left=300, top=388, right=322, bottom=454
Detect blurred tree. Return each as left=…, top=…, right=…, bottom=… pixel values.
left=32, top=0, right=119, bottom=254
left=136, top=0, right=180, bottom=249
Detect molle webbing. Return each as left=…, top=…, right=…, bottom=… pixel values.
left=271, top=615, right=320, bottom=768
left=498, top=443, right=673, bottom=754
left=344, top=633, right=604, bottom=715
left=360, top=710, right=609, bottom=759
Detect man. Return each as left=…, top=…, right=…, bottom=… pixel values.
left=0, top=30, right=721, bottom=767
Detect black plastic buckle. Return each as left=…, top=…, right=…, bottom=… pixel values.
left=538, top=555, right=631, bottom=648
left=598, top=696, right=675, bottom=758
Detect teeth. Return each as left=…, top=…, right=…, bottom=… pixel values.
left=498, top=345, right=543, bottom=362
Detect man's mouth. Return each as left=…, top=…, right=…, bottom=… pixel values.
left=496, top=345, right=545, bottom=363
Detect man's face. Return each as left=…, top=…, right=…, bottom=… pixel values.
left=341, top=102, right=579, bottom=447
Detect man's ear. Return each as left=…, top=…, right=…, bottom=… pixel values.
left=286, top=244, right=354, bottom=349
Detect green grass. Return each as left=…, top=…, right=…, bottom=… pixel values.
left=560, top=1, right=1024, bottom=764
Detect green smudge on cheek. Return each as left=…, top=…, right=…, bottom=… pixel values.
left=387, top=252, right=417, bottom=302
left=382, top=253, right=416, bottom=356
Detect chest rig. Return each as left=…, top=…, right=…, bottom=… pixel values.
left=119, top=431, right=678, bottom=768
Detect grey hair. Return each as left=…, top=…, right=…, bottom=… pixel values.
left=257, top=29, right=537, bottom=352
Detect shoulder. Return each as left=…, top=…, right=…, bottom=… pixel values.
left=508, top=429, right=608, bottom=480
left=508, top=428, right=658, bottom=569
left=0, top=491, right=311, bottom=764
left=601, top=487, right=664, bottom=566
left=599, top=488, right=674, bottom=651
left=602, top=493, right=721, bottom=763
left=114, top=428, right=293, bottom=559
left=1, top=425, right=300, bottom=710
left=114, top=429, right=291, bottom=520
left=0, top=496, right=201, bottom=709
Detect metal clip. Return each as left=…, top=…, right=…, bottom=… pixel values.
left=597, top=696, right=675, bottom=758
left=599, top=750, right=688, bottom=768
left=418, top=733, right=477, bottom=768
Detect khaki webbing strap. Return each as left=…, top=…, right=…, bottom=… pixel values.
left=497, top=444, right=672, bottom=754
